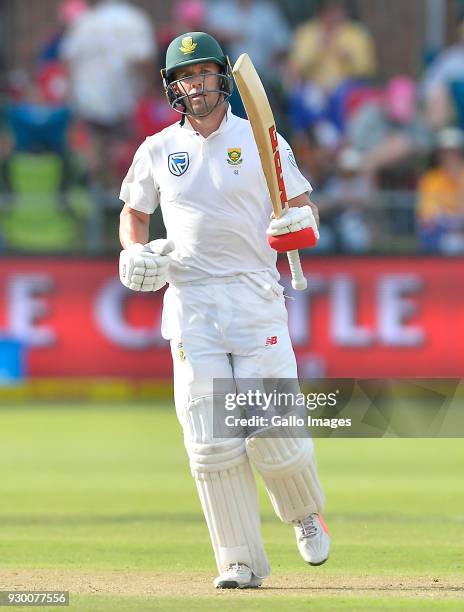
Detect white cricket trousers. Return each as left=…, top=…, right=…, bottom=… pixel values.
left=161, top=276, right=325, bottom=578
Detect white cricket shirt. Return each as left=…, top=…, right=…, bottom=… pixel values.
left=120, top=110, right=312, bottom=285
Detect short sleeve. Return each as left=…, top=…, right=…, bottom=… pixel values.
left=278, top=134, right=312, bottom=200
left=119, top=140, right=159, bottom=213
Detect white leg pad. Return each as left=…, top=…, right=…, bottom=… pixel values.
left=246, top=431, right=325, bottom=523
left=184, top=396, right=270, bottom=578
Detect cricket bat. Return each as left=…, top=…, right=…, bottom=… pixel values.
left=232, top=53, right=308, bottom=291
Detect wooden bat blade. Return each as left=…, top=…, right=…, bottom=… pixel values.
left=232, top=53, right=287, bottom=219
left=232, top=53, right=307, bottom=291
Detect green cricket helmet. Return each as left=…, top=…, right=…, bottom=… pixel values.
left=161, top=31, right=233, bottom=117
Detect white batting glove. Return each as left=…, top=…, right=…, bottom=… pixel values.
left=119, top=239, right=175, bottom=292
left=266, top=205, right=319, bottom=240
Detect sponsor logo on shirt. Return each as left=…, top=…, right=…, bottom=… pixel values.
left=227, top=148, right=243, bottom=165
left=168, top=152, right=190, bottom=176
left=265, top=336, right=278, bottom=346
left=179, top=36, right=197, bottom=55
left=287, top=148, right=298, bottom=168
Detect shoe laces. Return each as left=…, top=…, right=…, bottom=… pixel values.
left=224, top=562, right=248, bottom=576
left=297, top=513, right=319, bottom=538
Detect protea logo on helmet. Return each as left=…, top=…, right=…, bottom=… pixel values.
left=179, top=36, right=197, bottom=55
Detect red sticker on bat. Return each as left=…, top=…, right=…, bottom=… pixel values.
left=269, top=125, right=288, bottom=206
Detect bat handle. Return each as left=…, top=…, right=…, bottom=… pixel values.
left=287, top=250, right=307, bottom=291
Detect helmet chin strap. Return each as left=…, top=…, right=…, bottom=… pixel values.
left=174, top=90, right=227, bottom=117
left=180, top=100, right=229, bottom=126
left=185, top=91, right=224, bottom=117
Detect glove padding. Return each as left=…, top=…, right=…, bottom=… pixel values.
left=119, top=239, right=175, bottom=292
left=266, top=205, right=319, bottom=253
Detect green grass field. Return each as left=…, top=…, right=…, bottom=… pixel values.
left=0, top=403, right=463, bottom=611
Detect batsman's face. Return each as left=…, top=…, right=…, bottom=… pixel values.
left=173, top=62, right=222, bottom=115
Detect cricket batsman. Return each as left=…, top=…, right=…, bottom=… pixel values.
left=118, top=31, right=330, bottom=589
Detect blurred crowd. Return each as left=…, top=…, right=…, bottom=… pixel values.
left=2, top=0, right=464, bottom=255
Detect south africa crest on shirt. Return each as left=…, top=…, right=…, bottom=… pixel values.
left=227, top=148, right=243, bottom=165
left=168, top=152, right=189, bottom=176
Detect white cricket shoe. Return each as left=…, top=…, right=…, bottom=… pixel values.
left=293, top=512, right=330, bottom=566
left=214, top=562, right=262, bottom=589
